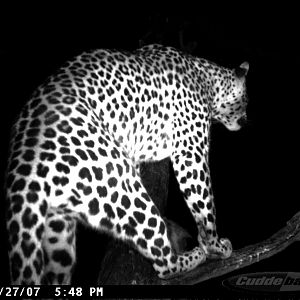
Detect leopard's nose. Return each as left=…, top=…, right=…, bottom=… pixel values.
left=237, top=115, right=247, bottom=127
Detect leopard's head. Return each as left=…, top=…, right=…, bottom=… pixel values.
left=212, top=62, right=249, bottom=131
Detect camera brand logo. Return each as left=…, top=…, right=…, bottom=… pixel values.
left=223, top=272, right=300, bottom=292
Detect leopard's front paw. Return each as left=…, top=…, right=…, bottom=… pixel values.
left=219, top=238, right=232, bottom=258
left=200, top=237, right=232, bottom=260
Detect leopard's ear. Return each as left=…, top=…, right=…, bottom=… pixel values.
left=234, top=62, right=249, bottom=78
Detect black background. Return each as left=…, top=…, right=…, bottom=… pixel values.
left=0, top=4, right=299, bottom=298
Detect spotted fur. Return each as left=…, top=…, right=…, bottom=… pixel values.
left=5, top=44, right=249, bottom=284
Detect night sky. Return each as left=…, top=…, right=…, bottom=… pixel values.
left=0, top=5, right=299, bottom=297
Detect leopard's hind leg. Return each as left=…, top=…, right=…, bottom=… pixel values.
left=6, top=188, right=48, bottom=284
left=42, top=207, right=76, bottom=284
left=65, top=133, right=207, bottom=278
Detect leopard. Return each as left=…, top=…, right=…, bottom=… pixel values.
left=5, top=44, right=249, bottom=284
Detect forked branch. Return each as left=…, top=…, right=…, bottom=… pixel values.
left=98, top=211, right=300, bottom=285
left=98, top=159, right=300, bottom=285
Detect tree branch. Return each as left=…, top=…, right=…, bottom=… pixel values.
left=164, top=211, right=300, bottom=285
left=98, top=210, right=300, bottom=285
left=97, top=159, right=300, bottom=285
